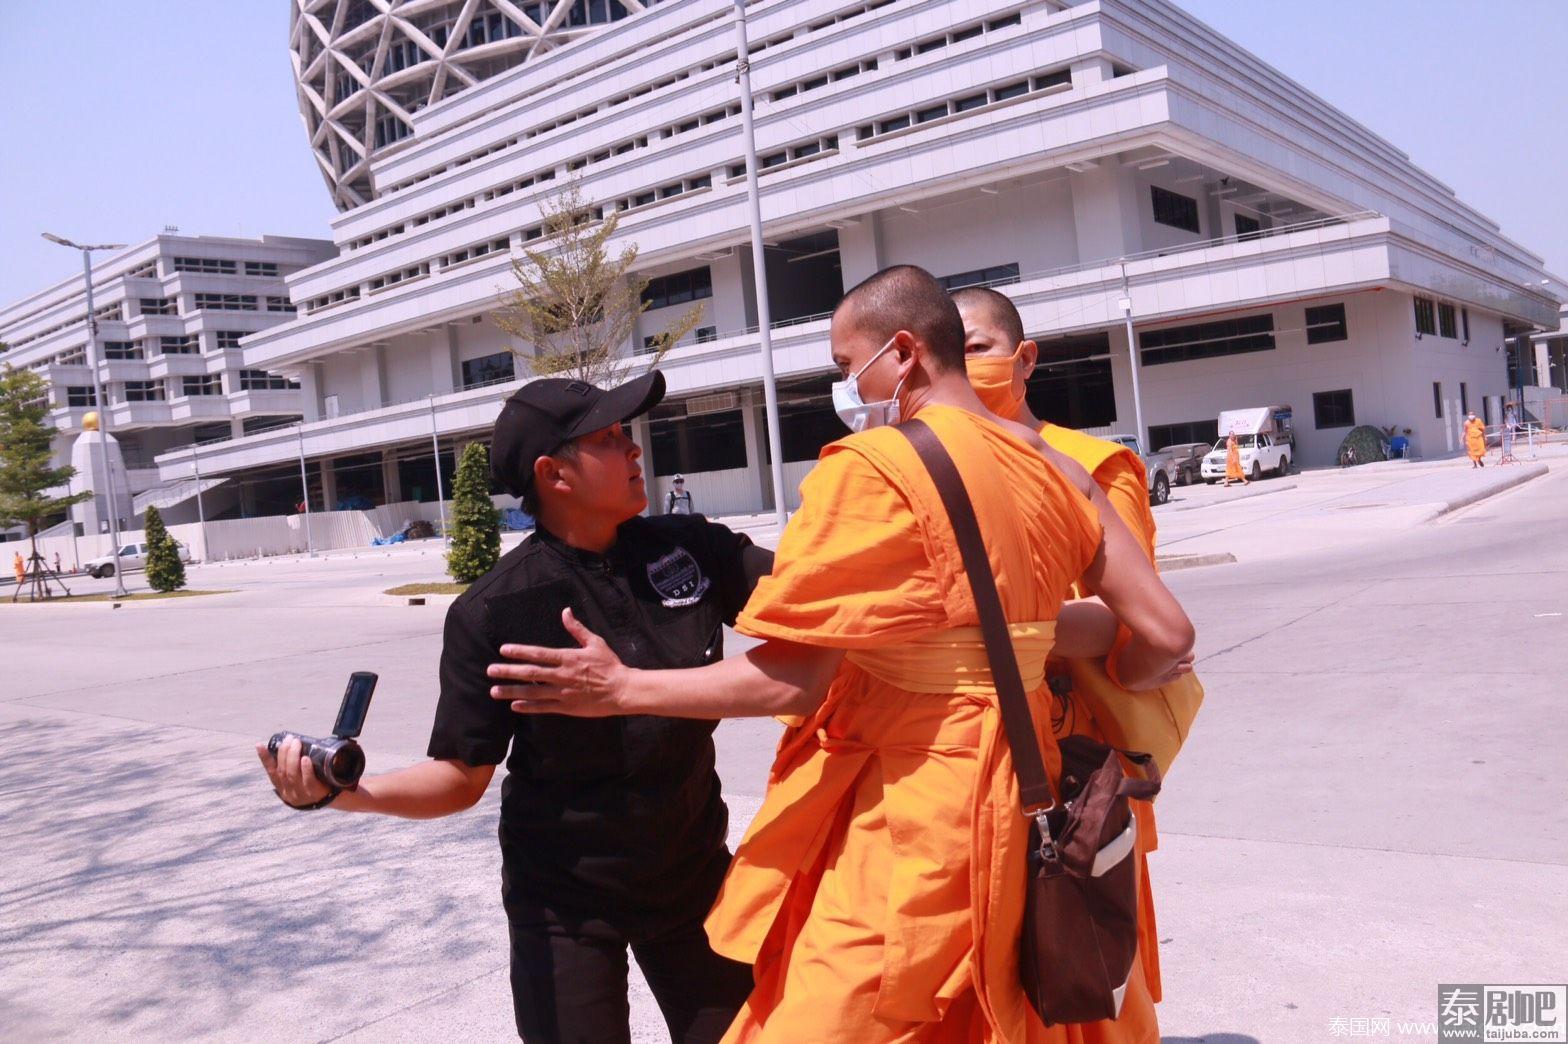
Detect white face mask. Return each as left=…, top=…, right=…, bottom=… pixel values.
left=831, top=336, right=906, bottom=432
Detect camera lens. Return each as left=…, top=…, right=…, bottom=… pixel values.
left=327, top=744, right=365, bottom=788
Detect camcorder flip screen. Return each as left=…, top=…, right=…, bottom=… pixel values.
left=332, top=671, right=378, bottom=739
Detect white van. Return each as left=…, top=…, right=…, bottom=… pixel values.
left=1200, top=406, right=1294, bottom=482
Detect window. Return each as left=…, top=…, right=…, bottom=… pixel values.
left=182, top=375, right=223, bottom=396
left=1151, top=186, right=1200, bottom=234
left=239, top=370, right=299, bottom=391
left=267, top=296, right=296, bottom=313
left=954, top=92, right=988, bottom=113
left=1461, top=307, right=1470, bottom=343
left=1438, top=302, right=1457, bottom=339
left=915, top=104, right=949, bottom=124
left=877, top=114, right=911, bottom=134
left=639, top=335, right=662, bottom=355
left=55, top=347, right=86, bottom=365
left=216, top=330, right=246, bottom=350
left=1305, top=303, right=1348, bottom=344
left=173, top=256, right=236, bottom=275
left=160, top=335, right=199, bottom=354
left=1148, top=419, right=1220, bottom=451
left=1413, top=296, right=1436, bottom=336
left=140, top=297, right=176, bottom=316
left=103, top=340, right=142, bottom=360
left=1433, top=381, right=1443, bottom=419
left=993, top=80, right=1030, bottom=101
left=695, top=326, right=718, bottom=343
left=460, top=352, right=516, bottom=389
left=1313, top=389, right=1355, bottom=429
left=642, top=267, right=713, bottom=310
left=650, top=411, right=748, bottom=475
left=1234, top=214, right=1262, bottom=241
left=986, top=12, right=1023, bottom=29
left=124, top=380, right=165, bottom=402
left=67, top=386, right=97, bottom=407
left=1459, top=382, right=1468, bottom=415
left=244, top=261, right=279, bottom=277
left=194, top=293, right=258, bottom=311
left=935, top=263, right=1021, bottom=291
left=1140, top=314, right=1276, bottom=366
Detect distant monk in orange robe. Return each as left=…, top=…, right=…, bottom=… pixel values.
left=1465, top=412, right=1487, bottom=467
left=488, top=266, right=1196, bottom=1043
left=954, top=286, right=1188, bottom=1022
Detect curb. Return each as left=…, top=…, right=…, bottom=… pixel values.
left=1166, top=481, right=1298, bottom=512
left=1156, top=551, right=1237, bottom=572
left=1430, top=462, right=1550, bottom=519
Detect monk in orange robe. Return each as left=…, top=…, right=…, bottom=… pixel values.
left=1223, top=433, right=1248, bottom=486
left=1465, top=412, right=1487, bottom=467
left=488, top=266, right=1195, bottom=1043
left=954, top=286, right=1188, bottom=1020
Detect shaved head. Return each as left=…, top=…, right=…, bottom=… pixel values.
left=834, top=265, right=966, bottom=371
left=951, top=285, right=1025, bottom=347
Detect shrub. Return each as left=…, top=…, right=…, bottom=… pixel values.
left=143, top=504, right=186, bottom=592
left=447, top=443, right=501, bottom=582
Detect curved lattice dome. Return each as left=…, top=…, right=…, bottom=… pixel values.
left=290, top=0, right=661, bottom=211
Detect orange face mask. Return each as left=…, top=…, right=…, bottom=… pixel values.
left=965, top=343, right=1028, bottom=421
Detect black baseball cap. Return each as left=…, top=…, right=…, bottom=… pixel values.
left=490, top=371, right=665, bottom=497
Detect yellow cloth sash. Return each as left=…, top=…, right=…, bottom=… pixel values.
left=845, top=621, right=1056, bottom=695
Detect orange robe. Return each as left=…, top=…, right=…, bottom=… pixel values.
left=707, top=406, right=1159, bottom=1043
left=1224, top=440, right=1244, bottom=481
left=1465, top=419, right=1486, bottom=461
left=1038, top=425, right=1164, bottom=1007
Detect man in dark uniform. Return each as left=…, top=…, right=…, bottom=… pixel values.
left=258, top=370, right=768, bottom=1043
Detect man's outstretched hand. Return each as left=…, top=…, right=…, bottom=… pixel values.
left=488, top=608, right=631, bottom=717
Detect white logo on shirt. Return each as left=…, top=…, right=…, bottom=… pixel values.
left=646, top=547, right=711, bottom=608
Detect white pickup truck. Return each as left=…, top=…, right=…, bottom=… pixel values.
left=1200, top=406, right=1295, bottom=482
left=1106, top=434, right=1176, bottom=506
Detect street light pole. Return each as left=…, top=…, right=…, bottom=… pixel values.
left=428, top=395, right=449, bottom=542
left=43, top=233, right=128, bottom=597
left=296, top=422, right=316, bottom=557
left=732, top=0, right=788, bottom=530
left=1119, top=259, right=1148, bottom=454
left=191, top=440, right=208, bottom=563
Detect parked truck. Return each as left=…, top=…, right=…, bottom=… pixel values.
left=1106, top=434, right=1177, bottom=506
left=1200, top=405, right=1295, bottom=482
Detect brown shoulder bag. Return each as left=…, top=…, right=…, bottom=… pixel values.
left=899, top=418, right=1161, bottom=1027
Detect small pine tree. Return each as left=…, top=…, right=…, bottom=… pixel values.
left=447, top=443, right=501, bottom=583
left=143, top=504, right=186, bottom=592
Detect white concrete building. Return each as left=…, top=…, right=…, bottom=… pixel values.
left=159, top=0, right=1561, bottom=517
left=0, top=234, right=336, bottom=527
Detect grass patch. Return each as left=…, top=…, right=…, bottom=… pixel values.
left=3, top=589, right=232, bottom=605
left=384, top=582, right=470, bottom=596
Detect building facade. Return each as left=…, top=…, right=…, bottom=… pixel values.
left=155, top=0, right=1560, bottom=518
left=0, top=234, right=336, bottom=527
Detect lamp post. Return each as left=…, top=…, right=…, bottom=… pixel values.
left=296, top=422, right=316, bottom=557
left=732, top=0, right=788, bottom=530
left=191, top=439, right=208, bottom=563
left=428, top=395, right=448, bottom=542
left=1118, top=260, right=1148, bottom=454
left=42, top=233, right=128, bottom=597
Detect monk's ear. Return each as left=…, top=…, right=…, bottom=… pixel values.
left=1018, top=339, right=1038, bottom=379
left=533, top=454, right=570, bottom=498
left=891, top=329, right=921, bottom=375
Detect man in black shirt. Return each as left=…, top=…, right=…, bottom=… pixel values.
left=258, top=371, right=769, bottom=1043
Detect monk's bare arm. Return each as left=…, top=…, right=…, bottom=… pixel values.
left=487, top=609, right=842, bottom=719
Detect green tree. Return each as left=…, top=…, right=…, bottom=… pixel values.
left=0, top=363, right=91, bottom=573
left=492, top=180, right=704, bottom=387
left=142, top=504, right=186, bottom=592
left=447, top=442, right=501, bottom=583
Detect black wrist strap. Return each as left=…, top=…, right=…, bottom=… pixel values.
left=278, top=786, right=342, bottom=811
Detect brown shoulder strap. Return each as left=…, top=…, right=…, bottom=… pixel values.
left=898, top=418, right=1056, bottom=811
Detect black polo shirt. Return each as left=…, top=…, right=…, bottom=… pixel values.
left=428, top=513, right=772, bottom=932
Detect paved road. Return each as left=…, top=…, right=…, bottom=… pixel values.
left=1, top=458, right=1563, bottom=1041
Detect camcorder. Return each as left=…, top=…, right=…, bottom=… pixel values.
left=267, top=671, right=378, bottom=789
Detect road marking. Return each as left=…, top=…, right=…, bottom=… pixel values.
left=1535, top=612, right=1563, bottom=618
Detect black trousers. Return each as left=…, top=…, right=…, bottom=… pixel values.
left=507, top=906, right=754, bottom=1044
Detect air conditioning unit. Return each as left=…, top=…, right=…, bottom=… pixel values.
left=686, top=391, right=739, bottom=416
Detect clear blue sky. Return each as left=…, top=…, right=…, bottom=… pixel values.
left=2, top=0, right=1564, bottom=304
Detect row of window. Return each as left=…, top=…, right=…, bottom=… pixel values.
left=936, top=264, right=1022, bottom=292
left=50, top=330, right=252, bottom=363
left=639, top=326, right=719, bottom=354
left=856, top=68, right=1072, bottom=142
left=63, top=369, right=295, bottom=405
left=614, top=174, right=714, bottom=213
left=1152, top=186, right=1201, bottom=234
left=171, top=257, right=279, bottom=277
left=728, top=137, right=840, bottom=180
left=1138, top=303, right=1349, bottom=367
left=895, top=11, right=1022, bottom=63
left=1414, top=295, right=1469, bottom=342
left=369, top=262, right=432, bottom=293
left=193, top=293, right=259, bottom=312
left=642, top=266, right=713, bottom=310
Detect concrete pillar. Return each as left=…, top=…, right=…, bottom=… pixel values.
left=740, top=388, right=775, bottom=511
left=1535, top=341, right=1551, bottom=389
left=362, top=346, right=388, bottom=408
left=1069, top=57, right=1113, bottom=88
left=1105, top=323, right=1136, bottom=433
left=836, top=213, right=884, bottom=288
left=1069, top=157, right=1142, bottom=265
left=437, top=327, right=461, bottom=394
left=320, top=457, right=339, bottom=510
left=709, top=254, right=750, bottom=335
left=298, top=362, right=323, bottom=422
left=230, top=418, right=245, bottom=439
left=381, top=450, right=403, bottom=504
